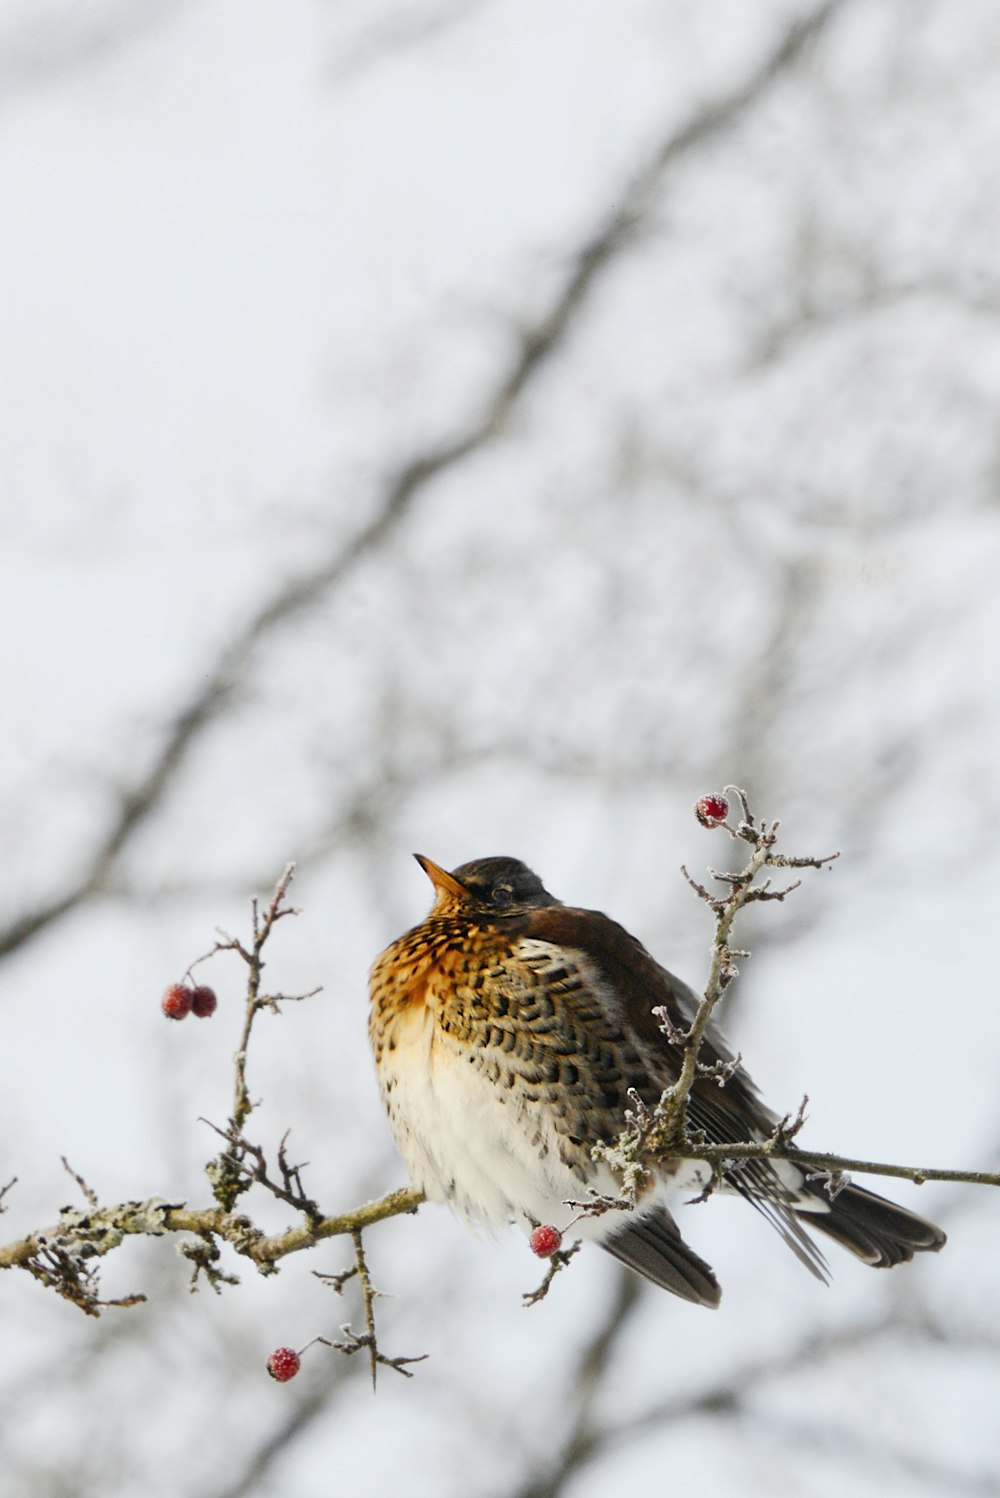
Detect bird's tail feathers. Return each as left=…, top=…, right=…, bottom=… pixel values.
left=796, top=1180, right=946, bottom=1268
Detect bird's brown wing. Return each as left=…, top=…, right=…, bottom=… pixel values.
left=518, top=905, right=830, bottom=1281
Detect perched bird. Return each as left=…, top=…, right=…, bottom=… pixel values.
left=368, top=855, right=945, bottom=1306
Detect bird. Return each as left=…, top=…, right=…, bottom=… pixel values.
left=368, top=854, right=946, bottom=1306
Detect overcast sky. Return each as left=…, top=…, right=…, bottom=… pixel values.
left=3, top=3, right=1000, bottom=1496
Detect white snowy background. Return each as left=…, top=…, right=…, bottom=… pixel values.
left=2, top=1, right=1000, bottom=1495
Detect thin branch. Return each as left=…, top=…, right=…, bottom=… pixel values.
left=686, top=1144, right=1000, bottom=1191
left=199, top=1122, right=322, bottom=1221
left=749, top=1409, right=1000, bottom=1496
left=596, top=789, right=1000, bottom=1204
left=312, top=1229, right=427, bottom=1386
left=513, top=1270, right=641, bottom=1498
left=0, top=0, right=848, bottom=965
left=198, top=865, right=326, bottom=1216
left=226, top=863, right=299, bottom=1139
left=60, top=1158, right=98, bottom=1210
left=0, top=0, right=201, bottom=103
left=597, top=1310, right=911, bottom=1456
left=603, top=790, right=839, bottom=1182
left=330, top=0, right=495, bottom=85
left=522, top=1239, right=583, bottom=1307
left=205, top=1365, right=351, bottom=1498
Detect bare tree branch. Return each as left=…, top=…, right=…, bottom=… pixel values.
left=313, top=1229, right=428, bottom=1386
left=513, top=1270, right=641, bottom=1498
left=1, top=867, right=426, bottom=1308
left=683, top=1144, right=1000, bottom=1191
left=0, top=1184, right=424, bottom=1279
left=591, top=791, right=1000, bottom=1210
left=0, top=0, right=202, bottom=103
left=514, top=1306, right=898, bottom=1498
left=0, top=0, right=848, bottom=965
left=510, top=1283, right=1000, bottom=1498
left=206, top=1365, right=351, bottom=1498
left=750, top=1409, right=1000, bottom=1496
left=747, top=268, right=1000, bottom=373
left=330, top=0, right=496, bottom=85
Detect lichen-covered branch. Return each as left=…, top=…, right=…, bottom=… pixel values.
left=0, top=1185, right=424, bottom=1279
left=0, top=867, right=425, bottom=1320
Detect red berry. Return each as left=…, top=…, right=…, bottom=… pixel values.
left=266, top=1347, right=301, bottom=1382
left=161, top=983, right=192, bottom=1021
left=530, top=1224, right=562, bottom=1258
left=190, top=985, right=218, bottom=1018
left=694, top=793, right=729, bottom=828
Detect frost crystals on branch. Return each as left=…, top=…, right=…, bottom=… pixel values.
left=314, top=1230, right=427, bottom=1387
left=593, top=788, right=1000, bottom=1205
left=0, top=865, right=425, bottom=1356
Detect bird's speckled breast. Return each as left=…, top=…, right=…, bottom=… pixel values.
left=368, top=915, right=512, bottom=1056
left=368, top=915, right=622, bottom=1225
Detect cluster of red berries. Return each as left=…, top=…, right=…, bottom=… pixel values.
left=694, top=793, right=729, bottom=828
left=266, top=1346, right=302, bottom=1382
left=161, top=982, right=218, bottom=1021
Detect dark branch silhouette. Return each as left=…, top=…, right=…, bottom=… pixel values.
left=0, top=0, right=848, bottom=965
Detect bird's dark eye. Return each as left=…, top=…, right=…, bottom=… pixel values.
left=491, top=885, right=514, bottom=908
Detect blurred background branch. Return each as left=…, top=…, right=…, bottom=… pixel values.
left=0, top=0, right=843, bottom=964
left=2, top=1, right=999, bottom=1495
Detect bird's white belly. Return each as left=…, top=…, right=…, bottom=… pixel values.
left=382, top=1009, right=598, bottom=1232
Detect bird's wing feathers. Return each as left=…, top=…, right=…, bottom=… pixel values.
left=602, top=1205, right=721, bottom=1307
left=516, top=905, right=830, bottom=1281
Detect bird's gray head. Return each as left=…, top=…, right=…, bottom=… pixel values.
left=414, top=854, right=557, bottom=914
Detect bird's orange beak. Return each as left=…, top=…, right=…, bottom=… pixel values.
left=414, top=854, right=467, bottom=900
